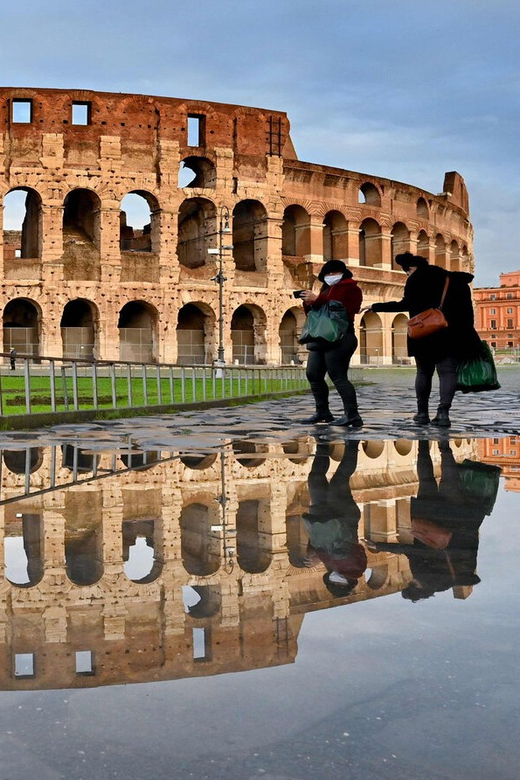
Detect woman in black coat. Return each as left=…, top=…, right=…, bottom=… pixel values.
left=368, top=252, right=481, bottom=427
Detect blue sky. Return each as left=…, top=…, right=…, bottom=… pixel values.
left=1, top=0, right=518, bottom=286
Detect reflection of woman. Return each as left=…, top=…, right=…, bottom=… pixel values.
left=299, top=260, right=363, bottom=427
left=366, top=440, right=500, bottom=602
left=367, top=252, right=481, bottom=428
left=303, top=439, right=367, bottom=597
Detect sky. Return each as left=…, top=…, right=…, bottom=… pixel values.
left=1, top=0, right=518, bottom=287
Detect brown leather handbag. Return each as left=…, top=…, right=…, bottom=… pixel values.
left=407, top=277, right=449, bottom=339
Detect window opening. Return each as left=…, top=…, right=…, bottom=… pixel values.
left=188, top=115, right=205, bottom=147
left=192, top=627, right=209, bottom=660
left=15, top=653, right=35, bottom=677
left=75, top=650, right=94, bottom=675
left=72, top=102, right=90, bottom=125
left=12, top=99, right=32, bottom=123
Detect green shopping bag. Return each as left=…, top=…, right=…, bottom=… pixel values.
left=298, top=301, right=349, bottom=345
left=456, top=340, right=500, bottom=393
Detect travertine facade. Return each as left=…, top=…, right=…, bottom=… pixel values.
left=0, top=437, right=477, bottom=689
left=0, top=87, right=474, bottom=366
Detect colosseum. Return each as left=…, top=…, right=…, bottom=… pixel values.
left=0, top=87, right=474, bottom=366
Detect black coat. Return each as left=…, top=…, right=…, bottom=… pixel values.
left=372, top=264, right=482, bottom=360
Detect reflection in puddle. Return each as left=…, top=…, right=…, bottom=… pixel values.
left=0, top=433, right=516, bottom=777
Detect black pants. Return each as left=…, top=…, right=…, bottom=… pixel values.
left=414, top=354, right=458, bottom=412
left=306, top=332, right=359, bottom=416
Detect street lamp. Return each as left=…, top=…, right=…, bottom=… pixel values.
left=208, top=205, right=233, bottom=366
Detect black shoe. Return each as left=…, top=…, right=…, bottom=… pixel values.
left=334, top=415, right=364, bottom=428
left=300, top=412, right=334, bottom=424
left=413, top=413, right=430, bottom=425
left=431, top=409, right=451, bottom=428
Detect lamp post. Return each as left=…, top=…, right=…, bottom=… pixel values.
left=208, top=205, right=233, bottom=367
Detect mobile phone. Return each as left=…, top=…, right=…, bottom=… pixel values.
left=292, top=290, right=305, bottom=298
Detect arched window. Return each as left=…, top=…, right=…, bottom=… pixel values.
left=279, top=310, right=299, bottom=364
left=178, top=156, right=216, bottom=188
left=118, top=301, right=157, bottom=362
left=177, top=303, right=211, bottom=365
left=282, top=205, right=310, bottom=258
left=120, top=191, right=159, bottom=253
left=177, top=197, right=216, bottom=269
left=359, top=311, right=383, bottom=364
left=416, top=197, right=429, bottom=218
left=3, top=298, right=40, bottom=358
left=233, top=200, right=268, bottom=273
left=62, top=188, right=101, bottom=281
left=358, top=182, right=381, bottom=206
left=61, top=299, right=98, bottom=360
left=391, top=222, right=410, bottom=270
left=236, top=499, right=271, bottom=573
left=359, top=218, right=382, bottom=267
left=3, top=187, right=42, bottom=260
left=231, top=306, right=255, bottom=365
left=323, top=210, right=348, bottom=262
left=180, top=502, right=220, bottom=576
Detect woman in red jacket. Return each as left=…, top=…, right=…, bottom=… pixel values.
left=299, top=260, right=363, bottom=426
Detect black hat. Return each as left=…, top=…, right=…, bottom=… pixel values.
left=395, top=252, right=429, bottom=272
left=318, top=260, right=353, bottom=282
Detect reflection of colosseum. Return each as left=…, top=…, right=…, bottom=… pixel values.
left=1, top=88, right=473, bottom=365
left=0, top=437, right=478, bottom=689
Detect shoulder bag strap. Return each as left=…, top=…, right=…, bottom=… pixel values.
left=439, top=276, right=450, bottom=310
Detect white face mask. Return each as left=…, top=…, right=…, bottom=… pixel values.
left=324, top=273, right=343, bottom=286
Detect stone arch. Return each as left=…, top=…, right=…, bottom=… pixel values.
left=366, top=564, right=389, bottom=590
left=2, top=297, right=41, bottom=357
left=122, top=517, right=163, bottom=583
left=177, top=197, right=216, bottom=269
left=362, top=440, right=385, bottom=458
left=64, top=491, right=103, bottom=586
left=61, top=444, right=100, bottom=473
left=180, top=502, right=221, bottom=576
left=184, top=585, right=222, bottom=618
left=282, top=204, right=310, bottom=258
left=279, top=309, right=300, bottom=364
left=281, top=438, right=310, bottom=464
left=358, top=182, right=381, bottom=206
left=231, top=304, right=266, bottom=365
left=233, top=199, right=268, bottom=273
left=435, top=234, right=447, bottom=269
left=417, top=230, right=429, bottom=260
left=359, top=218, right=382, bottom=267
left=391, top=222, right=410, bottom=270
left=118, top=300, right=158, bottom=362
left=60, top=298, right=99, bottom=360
left=391, top=313, right=408, bottom=364
left=359, top=311, right=383, bottom=364
left=3, top=448, right=43, bottom=474
left=416, top=197, right=429, bottom=218
left=62, top=188, right=101, bottom=281
left=180, top=452, right=218, bottom=470
left=3, top=187, right=42, bottom=260
left=449, top=240, right=460, bottom=271
left=4, top=510, right=44, bottom=587
left=236, top=499, right=272, bottom=573
left=323, top=210, right=348, bottom=261
left=394, top=439, right=413, bottom=457
left=233, top=439, right=268, bottom=468
left=178, top=156, right=217, bottom=189
left=120, top=190, right=160, bottom=253
left=177, top=302, right=213, bottom=365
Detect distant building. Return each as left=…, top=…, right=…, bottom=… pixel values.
left=474, top=271, right=520, bottom=351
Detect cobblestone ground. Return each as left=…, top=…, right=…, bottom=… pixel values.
left=0, top=366, right=518, bottom=452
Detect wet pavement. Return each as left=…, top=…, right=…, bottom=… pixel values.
left=0, top=367, right=519, bottom=780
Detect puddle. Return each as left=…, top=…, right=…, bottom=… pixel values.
left=0, top=433, right=518, bottom=779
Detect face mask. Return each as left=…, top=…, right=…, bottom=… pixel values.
left=324, top=273, right=343, bottom=286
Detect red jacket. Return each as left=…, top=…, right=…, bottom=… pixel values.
left=304, top=278, right=363, bottom=321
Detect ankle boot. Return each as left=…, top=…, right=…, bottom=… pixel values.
left=300, top=411, right=334, bottom=424
left=431, top=407, right=451, bottom=428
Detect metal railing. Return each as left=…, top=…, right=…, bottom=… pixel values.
left=0, top=352, right=308, bottom=419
